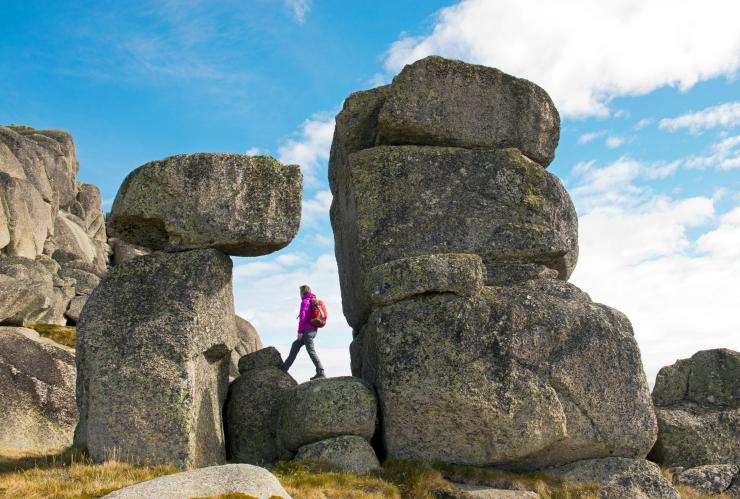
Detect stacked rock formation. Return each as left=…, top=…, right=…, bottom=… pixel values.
left=225, top=347, right=381, bottom=473
left=330, top=56, right=657, bottom=469
left=75, top=153, right=302, bottom=468
left=649, top=348, right=739, bottom=468
left=0, top=125, right=109, bottom=326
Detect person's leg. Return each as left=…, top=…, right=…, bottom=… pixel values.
left=281, top=336, right=304, bottom=371
left=303, top=329, right=325, bottom=376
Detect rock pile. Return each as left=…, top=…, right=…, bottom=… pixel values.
left=330, top=56, right=657, bottom=469
left=0, top=125, right=109, bottom=326
left=75, top=153, right=302, bottom=468
left=225, top=348, right=381, bottom=473
left=649, top=348, right=739, bottom=467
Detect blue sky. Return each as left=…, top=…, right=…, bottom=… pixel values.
left=2, top=0, right=739, bottom=383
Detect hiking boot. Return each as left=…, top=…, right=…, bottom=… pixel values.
left=310, top=371, right=326, bottom=380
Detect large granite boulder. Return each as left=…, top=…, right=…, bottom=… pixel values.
left=649, top=348, right=739, bottom=467
left=0, top=326, right=77, bottom=451
left=102, top=463, right=292, bottom=499
left=75, top=249, right=237, bottom=468
left=0, top=172, right=51, bottom=259
left=276, top=376, right=377, bottom=453
left=229, top=315, right=263, bottom=379
left=225, top=349, right=297, bottom=465
left=358, top=278, right=656, bottom=469
left=294, top=435, right=380, bottom=473
left=331, top=145, right=577, bottom=328
left=547, top=457, right=679, bottom=499
left=377, top=56, right=560, bottom=167
left=0, top=256, right=54, bottom=325
left=108, top=153, right=302, bottom=256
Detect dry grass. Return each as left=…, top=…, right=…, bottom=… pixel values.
left=433, top=462, right=599, bottom=499
left=272, top=461, right=401, bottom=498
left=26, top=323, right=77, bottom=348
left=0, top=448, right=176, bottom=499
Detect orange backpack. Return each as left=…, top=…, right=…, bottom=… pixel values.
left=309, top=297, right=328, bottom=328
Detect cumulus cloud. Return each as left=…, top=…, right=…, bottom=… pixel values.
left=605, top=136, right=625, bottom=149
left=278, top=114, right=335, bottom=186
left=659, top=102, right=740, bottom=133
left=577, top=131, right=606, bottom=144
left=384, top=0, right=740, bottom=117
left=302, top=190, right=333, bottom=227
left=569, top=157, right=740, bottom=384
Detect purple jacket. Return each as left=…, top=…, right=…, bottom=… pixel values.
left=298, top=292, right=317, bottom=333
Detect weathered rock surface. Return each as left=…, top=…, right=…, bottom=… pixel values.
left=277, top=376, right=377, bottom=453
left=331, top=145, right=578, bottom=328
left=0, top=172, right=51, bottom=259
left=649, top=348, right=739, bottom=467
left=672, top=464, right=739, bottom=495
left=548, top=457, right=679, bottom=498
left=229, top=315, right=263, bottom=379
left=0, top=256, right=54, bottom=325
left=294, top=435, right=380, bottom=473
left=453, top=485, right=539, bottom=499
left=108, top=237, right=150, bottom=266
left=108, top=153, right=302, bottom=256
left=225, top=362, right=297, bottom=465
left=0, top=326, right=77, bottom=451
left=377, top=56, right=560, bottom=167
left=64, top=294, right=88, bottom=324
left=75, top=249, right=237, bottom=468
left=359, top=279, right=656, bottom=469
left=367, top=253, right=485, bottom=306
left=238, top=346, right=284, bottom=374
left=102, top=463, right=292, bottom=499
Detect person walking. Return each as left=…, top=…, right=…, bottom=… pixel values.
left=281, top=284, right=326, bottom=379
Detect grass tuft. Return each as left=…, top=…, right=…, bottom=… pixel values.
left=272, top=460, right=400, bottom=498
left=26, top=323, right=77, bottom=348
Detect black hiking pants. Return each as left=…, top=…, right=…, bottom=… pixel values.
left=283, top=328, right=324, bottom=373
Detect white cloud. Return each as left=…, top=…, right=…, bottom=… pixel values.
left=384, top=0, right=740, bottom=117
left=301, top=190, right=332, bottom=227
left=245, top=146, right=268, bottom=156
left=605, top=136, right=625, bottom=149
left=685, top=135, right=740, bottom=170
left=285, top=0, right=311, bottom=23
left=569, top=158, right=739, bottom=386
left=659, top=102, right=740, bottom=133
left=278, top=114, right=335, bottom=186
left=577, top=131, right=605, bottom=144
left=633, top=118, right=654, bottom=130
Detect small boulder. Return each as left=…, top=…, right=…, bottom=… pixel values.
left=108, top=237, right=150, bottom=266
left=672, top=464, right=739, bottom=495
left=294, top=435, right=379, bottom=474
left=377, top=56, right=560, bottom=167
left=0, top=326, right=77, bottom=451
left=0, top=256, right=54, bottom=325
left=277, top=376, right=377, bottom=453
left=225, top=365, right=297, bottom=465
left=108, top=153, right=302, bottom=256
left=58, top=266, right=101, bottom=295
left=102, top=463, right=292, bottom=499
left=649, top=348, right=740, bottom=467
left=547, top=457, right=679, bottom=499
left=64, top=294, right=88, bottom=324
left=0, top=172, right=51, bottom=258
left=230, top=316, right=263, bottom=379
left=238, top=346, right=284, bottom=374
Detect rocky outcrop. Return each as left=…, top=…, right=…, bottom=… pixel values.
left=102, top=463, right=292, bottom=499
left=672, top=464, right=739, bottom=496
left=649, top=348, right=739, bottom=467
left=0, top=326, right=77, bottom=451
left=77, top=151, right=301, bottom=468
left=0, top=125, right=110, bottom=326
left=276, top=376, right=377, bottom=454
left=75, top=249, right=238, bottom=468
left=108, top=153, right=302, bottom=256
left=547, top=457, right=679, bottom=498
left=294, top=435, right=380, bottom=473
left=225, top=348, right=297, bottom=465
left=330, top=57, right=656, bottom=469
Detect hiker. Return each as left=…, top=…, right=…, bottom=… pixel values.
left=281, top=284, right=326, bottom=379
